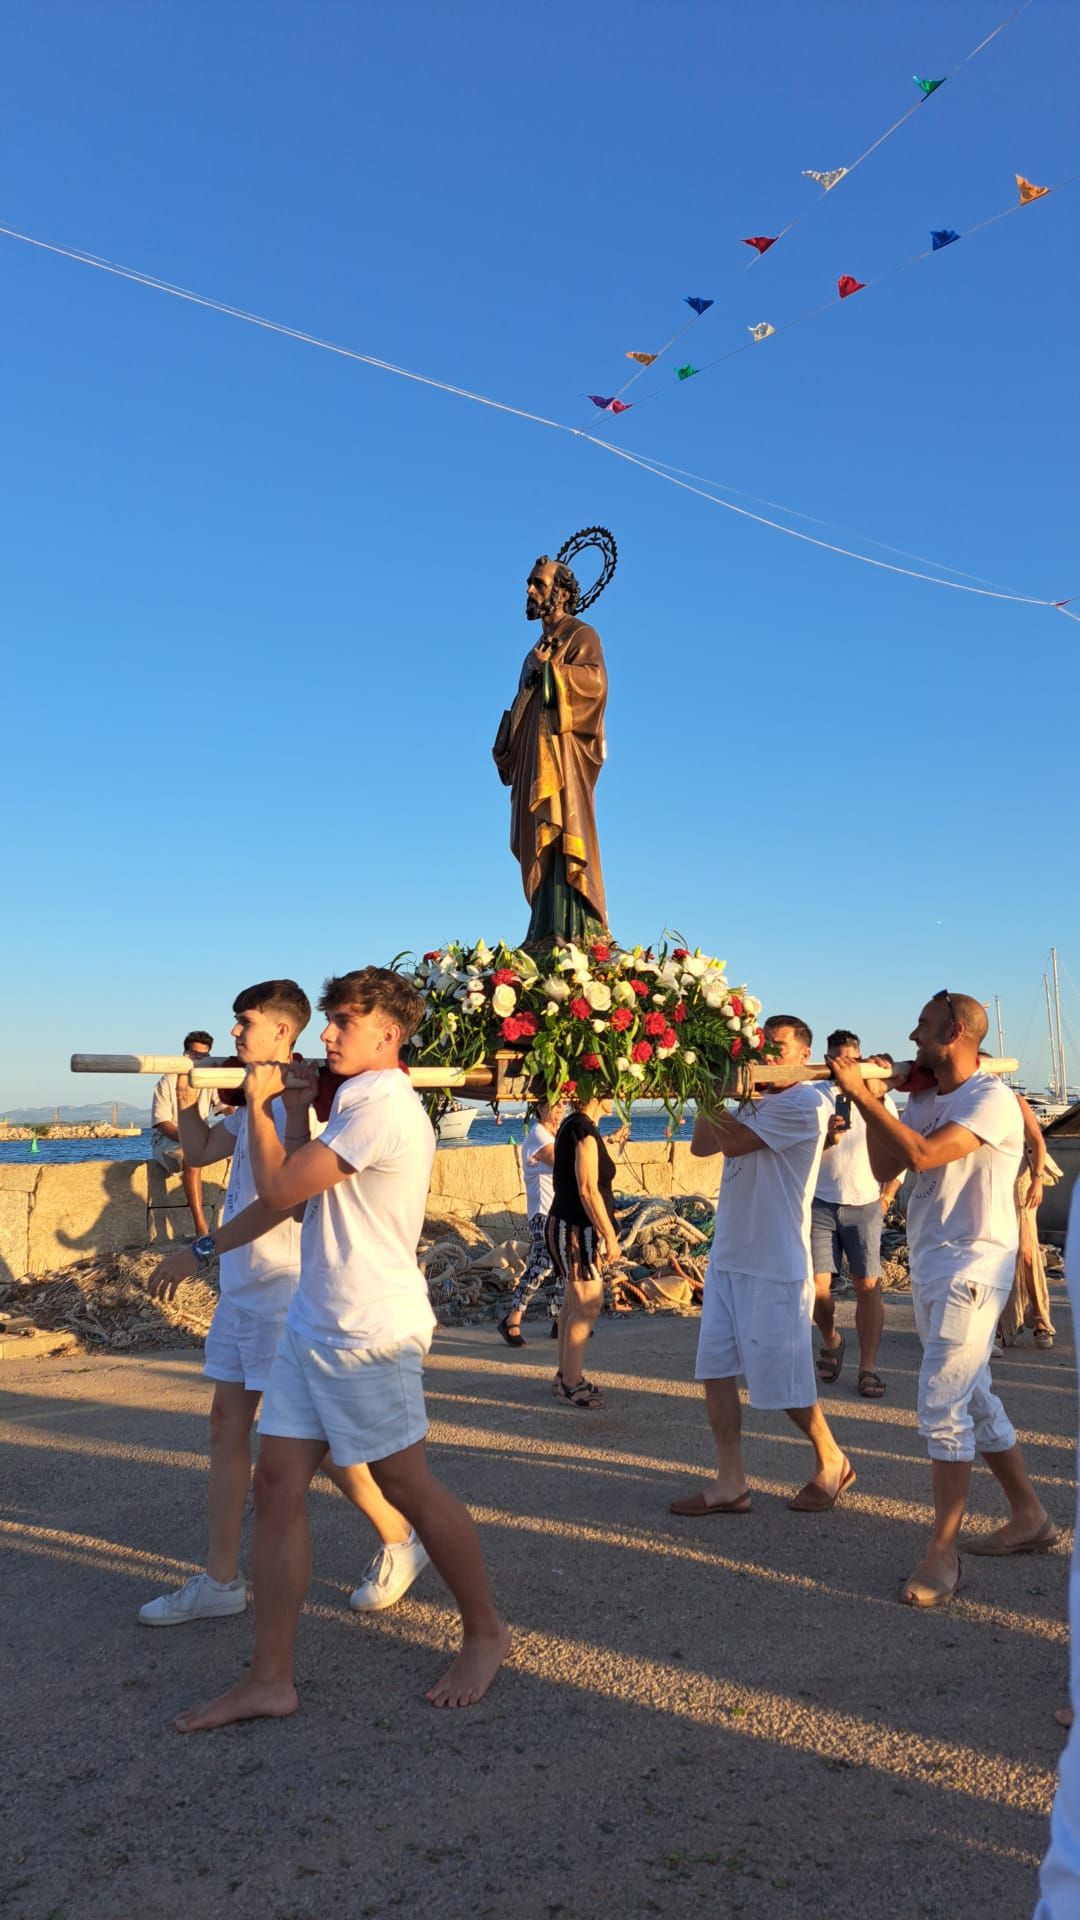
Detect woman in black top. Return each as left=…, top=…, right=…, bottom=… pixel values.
left=546, top=1096, right=622, bottom=1408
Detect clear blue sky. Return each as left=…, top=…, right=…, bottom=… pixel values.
left=2, top=0, right=1077, bottom=1108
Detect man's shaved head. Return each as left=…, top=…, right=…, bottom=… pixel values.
left=950, top=994, right=988, bottom=1044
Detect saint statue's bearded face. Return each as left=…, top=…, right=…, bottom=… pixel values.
left=525, top=559, right=569, bottom=624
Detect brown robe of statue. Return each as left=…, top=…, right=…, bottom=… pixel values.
left=492, top=617, right=608, bottom=940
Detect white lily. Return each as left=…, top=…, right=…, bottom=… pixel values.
left=546, top=1002, right=559, bottom=1017
left=543, top=975, right=571, bottom=1002
left=682, top=955, right=707, bottom=979
left=656, top=1044, right=676, bottom=1060
left=629, top=1062, right=646, bottom=1081
left=612, top=980, right=637, bottom=1007
left=615, top=1055, right=631, bottom=1072
left=726, top=1015, right=742, bottom=1032
left=702, top=980, right=727, bottom=1010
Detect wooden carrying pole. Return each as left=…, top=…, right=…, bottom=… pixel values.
left=71, top=1052, right=1019, bottom=1096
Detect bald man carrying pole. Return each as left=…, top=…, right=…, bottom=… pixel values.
left=829, top=991, right=1058, bottom=1608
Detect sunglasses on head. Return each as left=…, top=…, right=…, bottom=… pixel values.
left=933, top=988, right=958, bottom=1031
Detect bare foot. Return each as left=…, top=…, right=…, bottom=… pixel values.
left=175, top=1674, right=298, bottom=1734
left=426, top=1622, right=510, bottom=1709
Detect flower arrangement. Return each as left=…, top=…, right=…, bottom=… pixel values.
left=401, top=938, right=768, bottom=1120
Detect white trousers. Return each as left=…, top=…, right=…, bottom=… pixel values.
left=1033, top=1192, right=1080, bottom=1918
left=911, top=1267, right=1016, bottom=1463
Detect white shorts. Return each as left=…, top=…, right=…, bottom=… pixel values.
left=258, top=1322, right=431, bottom=1467
left=204, top=1297, right=287, bottom=1393
left=911, top=1267, right=1016, bottom=1462
left=695, top=1264, right=818, bottom=1410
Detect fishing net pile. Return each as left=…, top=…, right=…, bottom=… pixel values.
left=420, top=1193, right=717, bottom=1323
left=0, top=1252, right=219, bottom=1351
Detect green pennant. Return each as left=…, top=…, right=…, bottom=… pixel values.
left=913, top=75, right=944, bottom=96
left=675, top=364, right=699, bottom=381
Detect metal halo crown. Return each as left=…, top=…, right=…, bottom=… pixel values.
left=556, top=526, right=618, bottom=612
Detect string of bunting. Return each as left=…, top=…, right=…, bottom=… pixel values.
left=0, top=214, right=1074, bottom=624
left=591, top=170, right=1070, bottom=414
left=593, top=0, right=1034, bottom=413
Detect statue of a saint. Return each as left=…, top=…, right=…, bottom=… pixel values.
left=493, top=529, right=616, bottom=947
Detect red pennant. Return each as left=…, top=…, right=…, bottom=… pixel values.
left=609, top=399, right=632, bottom=414
left=837, top=274, right=865, bottom=299
left=742, top=236, right=777, bottom=254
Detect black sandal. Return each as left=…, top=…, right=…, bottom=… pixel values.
left=816, top=1334, right=845, bottom=1384
left=857, top=1369, right=886, bottom=1398
left=557, top=1376, right=605, bottom=1409
left=497, top=1314, right=525, bottom=1348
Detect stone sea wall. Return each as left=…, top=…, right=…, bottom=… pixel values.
left=0, top=1143, right=724, bottom=1283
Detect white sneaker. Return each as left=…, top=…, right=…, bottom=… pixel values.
left=349, top=1535, right=429, bottom=1612
left=138, top=1572, right=247, bottom=1627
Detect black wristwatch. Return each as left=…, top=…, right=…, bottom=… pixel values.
left=192, top=1234, right=217, bottom=1266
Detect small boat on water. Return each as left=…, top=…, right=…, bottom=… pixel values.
left=436, top=1102, right=477, bottom=1144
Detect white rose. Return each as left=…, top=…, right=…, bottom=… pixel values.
left=615, top=1055, right=631, bottom=1072
left=592, top=1019, right=607, bottom=1034
left=629, top=1062, right=646, bottom=1081
left=741, top=1018, right=757, bottom=1036
left=750, top=1031, right=764, bottom=1050
left=613, top=980, right=636, bottom=1007
left=492, top=984, right=516, bottom=1016
left=683, top=1050, right=697, bottom=1065
left=543, top=975, right=571, bottom=1002
left=726, top=1015, right=742, bottom=1032
left=683, top=955, right=707, bottom=979
left=586, top=981, right=611, bottom=1011
left=651, top=993, right=668, bottom=1007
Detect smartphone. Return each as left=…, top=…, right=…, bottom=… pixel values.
left=835, top=1094, right=852, bottom=1129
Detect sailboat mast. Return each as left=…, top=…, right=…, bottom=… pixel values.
left=994, top=995, right=1006, bottom=1061
left=1044, top=975, right=1059, bottom=1099
left=1051, top=948, right=1069, bottom=1107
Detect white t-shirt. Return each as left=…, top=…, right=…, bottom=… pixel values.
left=218, top=1100, right=302, bottom=1315
left=151, top=1073, right=213, bottom=1133
left=522, top=1121, right=555, bottom=1218
left=903, top=1071, right=1024, bottom=1291
left=289, top=1068, right=437, bottom=1350
left=709, top=1084, right=830, bottom=1283
left=815, top=1086, right=900, bottom=1206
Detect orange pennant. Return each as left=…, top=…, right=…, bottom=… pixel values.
left=625, top=352, right=658, bottom=366
left=1016, top=173, right=1049, bottom=204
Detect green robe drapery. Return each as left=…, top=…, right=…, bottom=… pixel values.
left=493, top=618, right=609, bottom=943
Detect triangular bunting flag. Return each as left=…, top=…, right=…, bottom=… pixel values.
left=625, top=351, right=657, bottom=366
left=931, top=229, right=960, bottom=251
left=803, top=168, right=847, bottom=191
left=1016, top=173, right=1050, bottom=204
left=587, top=394, right=633, bottom=413
left=748, top=322, right=775, bottom=342
left=684, top=296, right=714, bottom=315
left=837, top=275, right=864, bottom=299
left=742, top=236, right=777, bottom=254
left=914, top=76, right=944, bottom=96
left=675, top=364, right=699, bottom=380
left=608, top=399, right=632, bottom=414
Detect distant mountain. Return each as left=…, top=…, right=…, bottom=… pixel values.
left=1, top=1102, right=150, bottom=1125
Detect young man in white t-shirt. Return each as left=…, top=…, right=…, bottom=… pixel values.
left=140, top=979, right=426, bottom=1626
left=671, top=1015, right=856, bottom=1518
left=812, top=1028, right=902, bottom=1399
left=175, top=967, right=508, bottom=1733
left=830, top=990, right=1058, bottom=1608
left=498, top=1097, right=565, bottom=1346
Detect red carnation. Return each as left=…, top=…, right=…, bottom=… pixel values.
left=493, top=967, right=517, bottom=986
left=631, top=1040, right=653, bottom=1064
left=673, top=948, right=689, bottom=960
left=672, top=1002, right=688, bottom=1024
left=630, top=979, right=649, bottom=998
left=501, top=1014, right=523, bottom=1042
left=581, top=1052, right=602, bottom=1071
left=644, top=1011, right=667, bottom=1036
left=569, top=996, right=591, bottom=1021
left=611, top=1007, right=633, bottom=1032
left=730, top=1037, right=743, bottom=1057
left=591, top=943, right=611, bottom=962
left=662, top=1028, right=677, bottom=1049
left=728, top=995, right=743, bottom=1015
left=506, top=1011, right=537, bottom=1040
left=560, top=1080, right=577, bottom=1097
left=423, top=951, right=441, bottom=962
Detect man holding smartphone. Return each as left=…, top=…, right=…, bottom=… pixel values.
left=811, top=1029, right=902, bottom=1399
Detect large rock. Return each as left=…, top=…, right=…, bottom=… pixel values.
left=26, top=1162, right=149, bottom=1273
